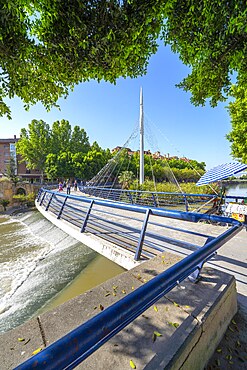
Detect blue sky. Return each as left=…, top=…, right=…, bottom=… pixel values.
left=0, top=44, right=233, bottom=170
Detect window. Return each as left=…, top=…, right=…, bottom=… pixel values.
left=10, top=144, right=16, bottom=151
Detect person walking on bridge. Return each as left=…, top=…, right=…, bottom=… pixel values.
left=66, top=180, right=71, bottom=195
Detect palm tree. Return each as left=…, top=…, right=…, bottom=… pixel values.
left=118, top=171, right=134, bottom=189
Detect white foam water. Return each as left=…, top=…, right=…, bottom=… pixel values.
left=0, top=211, right=96, bottom=333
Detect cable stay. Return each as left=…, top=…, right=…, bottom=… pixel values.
left=82, top=88, right=219, bottom=214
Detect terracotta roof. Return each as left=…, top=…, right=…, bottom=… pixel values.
left=0, top=138, right=19, bottom=143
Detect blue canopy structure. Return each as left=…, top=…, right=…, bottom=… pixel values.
left=196, top=162, right=247, bottom=186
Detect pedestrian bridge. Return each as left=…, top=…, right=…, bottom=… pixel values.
left=36, top=188, right=241, bottom=268
left=12, top=187, right=243, bottom=370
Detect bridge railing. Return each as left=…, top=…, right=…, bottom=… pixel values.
left=17, top=188, right=243, bottom=369
left=36, top=188, right=234, bottom=262
left=79, top=185, right=218, bottom=213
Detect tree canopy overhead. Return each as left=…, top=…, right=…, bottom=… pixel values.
left=162, top=0, right=247, bottom=107
left=1, top=0, right=163, bottom=118
left=1, top=1, right=247, bottom=121
left=226, top=85, right=247, bottom=163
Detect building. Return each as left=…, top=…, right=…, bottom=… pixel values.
left=0, top=136, right=42, bottom=181
left=0, top=136, right=18, bottom=177
left=111, top=147, right=191, bottom=162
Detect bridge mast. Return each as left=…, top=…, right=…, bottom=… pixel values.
left=139, top=87, right=144, bottom=185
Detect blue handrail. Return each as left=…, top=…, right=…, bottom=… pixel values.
left=79, top=185, right=218, bottom=212
left=36, top=188, right=242, bottom=261
left=16, top=196, right=242, bottom=369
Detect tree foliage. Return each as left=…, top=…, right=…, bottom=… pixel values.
left=16, top=118, right=111, bottom=181
left=5, top=156, right=19, bottom=185
left=0, top=198, right=10, bottom=211
left=16, top=119, right=51, bottom=182
left=226, top=85, right=247, bottom=163
left=162, top=0, right=247, bottom=107
left=2, top=1, right=246, bottom=118
left=115, top=152, right=205, bottom=184
left=1, top=0, right=162, bottom=118
left=118, top=170, right=135, bottom=189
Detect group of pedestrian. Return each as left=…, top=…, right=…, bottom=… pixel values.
left=58, top=179, right=78, bottom=194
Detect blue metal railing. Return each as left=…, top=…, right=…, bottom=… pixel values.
left=14, top=188, right=243, bottom=370
left=224, top=194, right=247, bottom=203
left=36, top=189, right=234, bottom=261
left=79, top=185, right=218, bottom=213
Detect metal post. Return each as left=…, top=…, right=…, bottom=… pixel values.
left=151, top=193, right=157, bottom=207
left=139, top=87, right=144, bottom=185
left=81, top=200, right=94, bottom=233
left=128, top=191, right=133, bottom=204
left=37, top=189, right=42, bottom=202
left=183, top=195, right=188, bottom=212
left=135, top=208, right=151, bottom=261
left=57, top=196, right=68, bottom=219
left=39, top=191, right=47, bottom=206
left=45, top=193, right=54, bottom=211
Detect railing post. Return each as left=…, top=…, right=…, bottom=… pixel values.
left=45, top=193, right=54, bottom=211
left=39, top=191, right=47, bottom=206
left=37, top=189, right=42, bottom=202
left=128, top=191, right=133, bottom=204
left=183, top=195, right=189, bottom=212
left=81, top=200, right=94, bottom=233
left=151, top=193, right=157, bottom=207
left=57, top=196, right=68, bottom=219
left=135, top=209, right=151, bottom=261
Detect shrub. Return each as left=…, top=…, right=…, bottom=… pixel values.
left=0, top=199, right=10, bottom=211
left=26, top=192, right=35, bottom=207
left=13, top=194, right=27, bottom=206
left=0, top=177, right=11, bottom=182
left=13, top=192, right=36, bottom=208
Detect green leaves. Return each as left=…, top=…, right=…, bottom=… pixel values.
left=152, top=330, right=162, bottom=342
left=1, top=0, right=246, bottom=120
left=129, top=359, right=136, bottom=369
left=16, top=119, right=111, bottom=181
left=0, top=1, right=165, bottom=117
left=168, top=321, right=180, bottom=328
left=162, top=0, right=247, bottom=107
left=226, top=85, right=247, bottom=163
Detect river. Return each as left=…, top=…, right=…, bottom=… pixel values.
left=224, top=181, right=247, bottom=198
left=0, top=210, right=124, bottom=333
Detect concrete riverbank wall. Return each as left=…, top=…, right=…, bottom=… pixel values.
left=0, top=252, right=237, bottom=370
left=36, top=201, right=142, bottom=270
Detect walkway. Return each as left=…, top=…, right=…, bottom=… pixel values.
left=43, top=188, right=247, bottom=300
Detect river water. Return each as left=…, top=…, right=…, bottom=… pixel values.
left=0, top=210, right=124, bottom=333
left=225, top=182, right=247, bottom=198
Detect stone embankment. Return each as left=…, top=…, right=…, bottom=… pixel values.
left=0, top=180, right=40, bottom=210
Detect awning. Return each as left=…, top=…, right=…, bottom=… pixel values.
left=196, top=162, right=247, bottom=186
